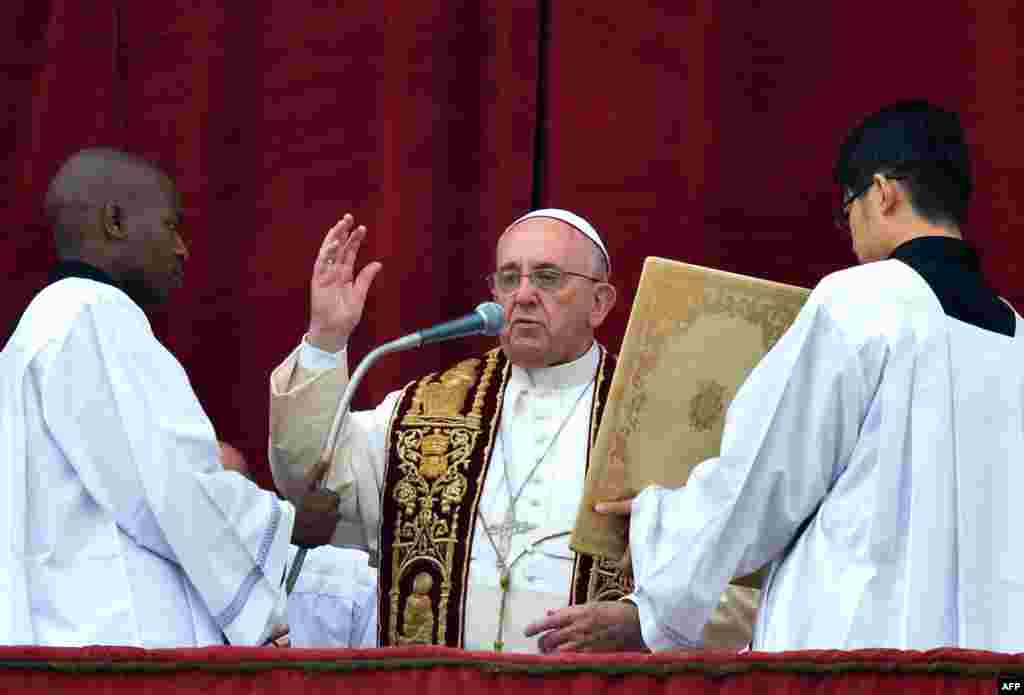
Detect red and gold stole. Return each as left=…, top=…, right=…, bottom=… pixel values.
left=376, top=346, right=630, bottom=648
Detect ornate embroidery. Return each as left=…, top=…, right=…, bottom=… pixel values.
left=587, top=554, right=635, bottom=602
left=381, top=351, right=504, bottom=647
left=408, top=359, right=481, bottom=421
left=605, top=283, right=805, bottom=481
left=381, top=347, right=620, bottom=647
left=568, top=348, right=626, bottom=607
left=689, top=379, right=727, bottom=432
left=398, top=572, right=436, bottom=644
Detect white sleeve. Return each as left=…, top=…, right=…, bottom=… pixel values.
left=40, top=297, right=295, bottom=646
left=297, top=337, right=344, bottom=371
left=627, top=297, right=875, bottom=650
left=285, top=545, right=378, bottom=647
left=269, top=341, right=401, bottom=560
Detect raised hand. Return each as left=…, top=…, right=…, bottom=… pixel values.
left=308, top=214, right=383, bottom=353
left=291, top=458, right=342, bottom=549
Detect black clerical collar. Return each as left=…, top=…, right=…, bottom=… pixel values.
left=48, top=260, right=123, bottom=292
left=887, top=234, right=1014, bottom=337
left=888, top=235, right=980, bottom=271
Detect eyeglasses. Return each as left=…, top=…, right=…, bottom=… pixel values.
left=833, top=181, right=874, bottom=232
left=486, top=267, right=602, bottom=295
left=833, top=175, right=908, bottom=231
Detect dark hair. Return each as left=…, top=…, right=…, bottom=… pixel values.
left=833, top=100, right=972, bottom=227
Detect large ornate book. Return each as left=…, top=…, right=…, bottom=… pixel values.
left=571, top=257, right=809, bottom=585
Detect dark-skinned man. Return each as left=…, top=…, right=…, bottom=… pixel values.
left=0, top=148, right=340, bottom=647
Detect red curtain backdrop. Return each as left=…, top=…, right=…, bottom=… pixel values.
left=1, top=646, right=1023, bottom=695
left=4, top=2, right=1023, bottom=489
left=543, top=3, right=1024, bottom=344
left=3, top=1, right=539, bottom=490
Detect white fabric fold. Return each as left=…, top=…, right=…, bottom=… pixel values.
left=628, top=259, right=1024, bottom=651
left=1, top=278, right=295, bottom=646
left=298, top=337, right=345, bottom=371
left=285, top=545, right=378, bottom=647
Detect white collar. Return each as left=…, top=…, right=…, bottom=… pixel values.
left=508, top=342, right=601, bottom=391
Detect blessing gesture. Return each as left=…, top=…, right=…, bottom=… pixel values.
left=308, top=214, right=383, bottom=353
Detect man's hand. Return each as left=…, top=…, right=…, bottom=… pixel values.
left=308, top=214, right=383, bottom=353
left=267, top=623, right=291, bottom=647
left=291, top=458, right=341, bottom=548
left=596, top=497, right=635, bottom=573
left=524, top=601, right=647, bottom=654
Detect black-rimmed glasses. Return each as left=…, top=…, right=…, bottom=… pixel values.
left=833, top=175, right=908, bottom=231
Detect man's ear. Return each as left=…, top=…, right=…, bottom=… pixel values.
left=589, top=282, right=617, bottom=329
left=103, top=203, right=128, bottom=240
left=874, top=174, right=902, bottom=216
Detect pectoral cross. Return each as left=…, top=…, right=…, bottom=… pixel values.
left=489, top=510, right=538, bottom=563
left=485, top=509, right=538, bottom=653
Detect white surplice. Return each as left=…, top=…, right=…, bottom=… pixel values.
left=0, top=277, right=295, bottom=647
left=286, top=544, right=378, bottom=648
left=628, top=258, right=1024, bottom=651
left=271, top=341, right=603, bottom=653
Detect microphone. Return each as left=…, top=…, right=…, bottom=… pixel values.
left=381, top=301, right=505, bottom=352
left=284, top=301, right=506, bottom=594
left=422, top=300, right=504, bottom=343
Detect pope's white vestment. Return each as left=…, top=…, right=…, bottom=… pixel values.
left=270, top=341, right=760, bottom=652
left=0, top=276, right=295, bottom=647
left=628, top=256, right=1024, bottom=651
left=273, top=342, right=607, bottom=653
left=286, top=544, right=378, bottom=648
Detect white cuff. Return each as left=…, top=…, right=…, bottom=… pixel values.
left=626, top=588, right=700, bottom=652
left=298, top=335, right=346, bottom=370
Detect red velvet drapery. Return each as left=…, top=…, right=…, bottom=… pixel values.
left=4, top=2, right=1023, bottom=491
left=1, top=646, right=1023, bottom=695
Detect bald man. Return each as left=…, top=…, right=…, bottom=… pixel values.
left=219, top=442, right=378, bottom=648
left=0, top=148, right=340, bottom=647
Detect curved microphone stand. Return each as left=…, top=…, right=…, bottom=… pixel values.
left=284, top=302, right=504, bottom=595
left=284, top=333, right=418, bottom=594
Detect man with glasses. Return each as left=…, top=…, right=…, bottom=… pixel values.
left=526, top=100, right=1024, bottom=653
left=268, top=209, right=760, bottom=652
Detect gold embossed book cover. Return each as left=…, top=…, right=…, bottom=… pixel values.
left=571, top=257, right=809, bottom=576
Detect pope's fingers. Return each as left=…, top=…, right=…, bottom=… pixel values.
left=522, top=618, right=547, bottom=638
left=319, top=215, right=354, bottom=255
left=353, top=261, right=383, bottom=299
left=594, top=498, right=633, bottom=516
left=524, top=608, right=575, bottom=637
left=537, top=625, right=578, bottom=653
left=316, top=240, right=342, bottom=273
left=523, top=617, right=552, bottom=637
left=340, top=226, right=368, bottom=268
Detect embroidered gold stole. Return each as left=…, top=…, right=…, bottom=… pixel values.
left=376, top=346, right=630, bottom=648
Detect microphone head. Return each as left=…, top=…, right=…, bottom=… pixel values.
left=474, top=302, right=505, bottom=336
